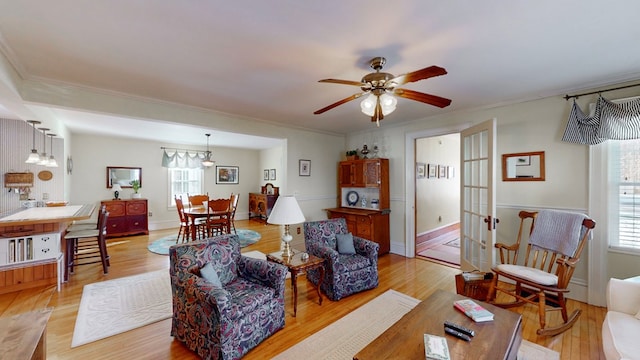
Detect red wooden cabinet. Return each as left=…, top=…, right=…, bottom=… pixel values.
left=101, top=199, right=149, bottom=238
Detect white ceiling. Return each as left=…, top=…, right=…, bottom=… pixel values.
left=1, top=1, right=640, bottom=148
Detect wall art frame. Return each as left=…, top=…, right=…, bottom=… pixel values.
left=216, top=165, right=239, bottom=184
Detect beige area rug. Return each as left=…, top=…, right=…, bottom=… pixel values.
left=71, top=269, right=172, bottom=347
left=273, top=289, right=559, bottom=360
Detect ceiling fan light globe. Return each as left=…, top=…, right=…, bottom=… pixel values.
left=360, top=94, right=377, bottom=116
left=379, top=93, right=397, bottom=115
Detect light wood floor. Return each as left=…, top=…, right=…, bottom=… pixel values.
left=0, top=219, right=607, bottom=359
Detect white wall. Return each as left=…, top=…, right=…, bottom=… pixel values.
left=415, top=134, right=460, bottom=234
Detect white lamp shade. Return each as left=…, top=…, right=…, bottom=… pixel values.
left=111, top=184, right=123, bottom=192
left=360, top=93, right=397, bottom=116
left=267, top=196, right=305, bottom=225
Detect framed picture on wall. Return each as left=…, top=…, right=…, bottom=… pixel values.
left=427, top=163, right=437, bottom=178
left=447, top=166, right=455, bottom=179
left=270, top=169, right=276, bottom=180
left=263, top=169, right=269, bottom=181
left=299, top=159, right=311, bottom=176
left=216, top=166, right=239, bottom=184
left=438, top=165, right=447, bottom=178
left=416, top=162, right=426, bottom=179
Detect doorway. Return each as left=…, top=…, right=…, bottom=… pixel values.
left=413, top=134, right=461, bottom=266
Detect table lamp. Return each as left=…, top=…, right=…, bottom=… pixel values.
left=267, top=195, right=305, bottom=258
left=112, top=184, right=122, bottom=200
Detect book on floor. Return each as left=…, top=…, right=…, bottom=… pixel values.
left=424, top=333, right=451, bottom=360
left=453, top=299, right=494, bottom=322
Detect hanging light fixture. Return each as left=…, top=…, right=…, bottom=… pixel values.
left=37, top=127, right=50, bottom=165
left=46, top=133, right=58, bottom=167
left=360, top=93, right=398, bottom=117
left=202, top=133, right=215, bottom=167
left=25, top=120, right=42, bottom=164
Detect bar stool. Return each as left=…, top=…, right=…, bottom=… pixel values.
left=64, top=210, right=109, bottom=281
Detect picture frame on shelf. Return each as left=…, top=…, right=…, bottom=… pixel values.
left=299, top=159, right=311, bottom=176
left=216, top=166, right=239, bottom=184
left=269, top=168, right=276, bottom=180
left=416, top=162, right=426, bottom=179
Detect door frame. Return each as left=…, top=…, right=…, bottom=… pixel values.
left=405, top=123, right=471, bottom=257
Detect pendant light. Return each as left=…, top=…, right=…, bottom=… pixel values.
left=202, top=133, right=214, bottom=167
left=46, top=133, right=58, bottom=167
left=37, top=127, right=50, bottom=165
left=25, top=120, right=42, bottom=164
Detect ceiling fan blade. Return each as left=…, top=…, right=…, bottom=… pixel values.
left=318, top=78, right=367, bottom=87
left=314, top=92, right=365, bottom=114
left=389, top=66, right=447, bottom=86
left=394, top=88, right=452, bottom=108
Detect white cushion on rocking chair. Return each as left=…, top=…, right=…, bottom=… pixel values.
left=495, top=263, right=558, bottom=286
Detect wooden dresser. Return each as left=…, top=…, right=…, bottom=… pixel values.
left=249, top=183, right=279, bottom=221
left=101, top=199, right=148, bottom=238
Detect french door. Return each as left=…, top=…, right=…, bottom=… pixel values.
left=459, top=118, right=497, bottom=271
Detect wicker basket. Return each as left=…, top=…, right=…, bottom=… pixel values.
left=455, top=272, right=493, bottom=301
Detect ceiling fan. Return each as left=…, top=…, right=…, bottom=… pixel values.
left=314, top=57, right=451, bottom=126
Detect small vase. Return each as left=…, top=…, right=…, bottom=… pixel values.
left=131, top=193, right=142, bottom=199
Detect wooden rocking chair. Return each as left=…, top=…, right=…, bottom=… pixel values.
left=487, top=210, right=596, bottom=336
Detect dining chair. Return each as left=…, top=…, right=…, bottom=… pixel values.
left=228, top=193, right=239, bottom=234
left=187, top=193, right=209, bottom=208
left=206, top=198, right=231, bottom=237
left=174, top=196, right=192, bottom=243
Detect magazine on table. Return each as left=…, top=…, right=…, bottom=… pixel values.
left=453, top=299, right=494, bottom=322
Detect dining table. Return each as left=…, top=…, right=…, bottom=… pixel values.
left=182, top=206, right=231, bottom=240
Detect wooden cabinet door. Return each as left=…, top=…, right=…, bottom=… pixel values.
left=363, top=160, right=380, bottom=187
left=355, top=215, right=372, bottom=239
left=103, top=201, right=126, bottom=217
left=126, top=200, right=147, bottom=215
left=352, top=162, right=365, bottom=187
left=106, top=217, right=127, bottom=236
left=339, top=162, right=354, bottom=186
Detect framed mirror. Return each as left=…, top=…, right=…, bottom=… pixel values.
left=107, top=166, right=142, bottom=188
left=501, top=151, right=545, bottom=181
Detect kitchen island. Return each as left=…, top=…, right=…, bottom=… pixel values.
left=0, top=204, right=94, bottom=294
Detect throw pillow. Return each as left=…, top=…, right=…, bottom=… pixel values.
left=200, top=262, right=222, bottom=287
left=636, top=308, right=640, bottom=320
left=336, top=232, right=356, bottom=254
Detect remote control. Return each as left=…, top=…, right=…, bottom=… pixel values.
left=444, top=320, right=475, bottom=337
left=444, top=326, right=471, bottom=341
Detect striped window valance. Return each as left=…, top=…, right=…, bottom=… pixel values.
left=161, top=150, right=204, bottom=169
left=562, top=95, right=640, bottom=145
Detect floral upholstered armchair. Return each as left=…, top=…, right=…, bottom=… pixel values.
left=169, top=234, right=288, bottom=360
left=303, top=218, right=379, bottom=301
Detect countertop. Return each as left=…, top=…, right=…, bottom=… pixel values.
left=0, top=204, right=95, bottom=227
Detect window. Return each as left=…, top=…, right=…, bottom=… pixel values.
left=609, top=139, right=640, bottom=250
left=168, top=168, right=203, bottom=207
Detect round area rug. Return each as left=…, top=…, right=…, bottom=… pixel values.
left=147, top=229, right=262, bottom=255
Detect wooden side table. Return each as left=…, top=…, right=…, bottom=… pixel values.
left=266, top=249, right=324, bottom=317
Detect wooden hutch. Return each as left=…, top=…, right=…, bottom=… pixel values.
left=249, top=183, right=279, bottom=222
left=326, top=158, right=390, bottom=255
